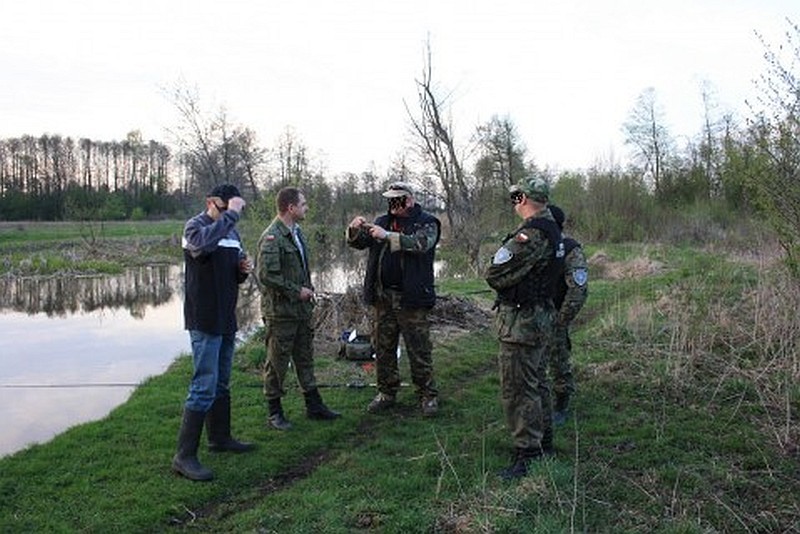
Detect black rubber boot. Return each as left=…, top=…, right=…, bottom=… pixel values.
left=172, top=408, right=213, bottom=481
left=304, top=388, right=341, bottom=420
left=205, top=395, right=255, bottom=453
left=267, top=398, right=292, bottom=430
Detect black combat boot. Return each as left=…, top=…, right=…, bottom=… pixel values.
left=172, top=408, right=213, bottom=481
left=205, top=394, right=255, bottom=453
left=267, top=398, right=292, bottom=430
left=541, top=425, right=555, bottom=457
left=304, top=388, right=341, bottom=420
left=498, top=447, right=543, bottom=481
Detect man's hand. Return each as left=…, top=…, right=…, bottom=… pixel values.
left=348, top=216, right=367, bottom=229
left=239, top=257, right=253, bottom=274
left=368, top=225, right=388, bottom=240
left=228, top=196, right=246, bottom=213
left=299, top=287, right=314, bottom=301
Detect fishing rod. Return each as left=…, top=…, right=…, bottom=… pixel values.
left=0, top=382, right=140, bottom=388
left=0, top=381, right=410, bottom=389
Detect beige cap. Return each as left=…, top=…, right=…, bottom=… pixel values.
left=381, top=181, right=414, bottom=198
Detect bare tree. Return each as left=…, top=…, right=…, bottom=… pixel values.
left=271, top=126, right=310, bottom=187
left=698, top=81, right=729, bottom=197
left=622, top=87, right=674, bottom=194
left=230, top=127, right=265, bottom=200
left=405, top=41, right=482, bottom=269
left=166, top=82, right=265, bottom=200
left=167, top=84, right=222, bottom=193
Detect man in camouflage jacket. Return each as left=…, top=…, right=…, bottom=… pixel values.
left=256, top=187, right=340, bottom=431
left=485, top=176, right=565, bottom=480
left=548, top=205, right=589, bottom=426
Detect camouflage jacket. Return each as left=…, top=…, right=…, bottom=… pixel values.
left=256, top=217, right=313, bottom=320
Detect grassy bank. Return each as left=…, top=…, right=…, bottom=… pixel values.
left=1, top=243, right=799, bottom=532
left=0, top=220, right=184, bottom=275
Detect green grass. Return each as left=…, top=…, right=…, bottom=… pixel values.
left=1, top=242, right=799, bottom=532
left=0, top=220, right=183, bottom=244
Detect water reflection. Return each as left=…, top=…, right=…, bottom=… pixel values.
left=0, top=265, right=177, bottom=318
left=0, top=266, right=195, bottom=458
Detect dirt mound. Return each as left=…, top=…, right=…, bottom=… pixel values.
left=429, top=294, right=493, bottom=334
left=588, top=250, right=664, bottom=280
left=311, top=288, right=492, bottom=355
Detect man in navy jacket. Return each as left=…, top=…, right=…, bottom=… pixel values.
left=172, top=184, right=254, bottom=482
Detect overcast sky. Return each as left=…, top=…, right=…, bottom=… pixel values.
left=1, top=0, right=798, bottom=175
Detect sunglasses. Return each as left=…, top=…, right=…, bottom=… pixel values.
left=510, top=191, right=525, bottom=205
left=388, top=196, right=408, bottom=211
left=215, top=203, right=228, bottom=212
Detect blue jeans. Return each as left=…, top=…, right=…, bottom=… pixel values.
left=185, top=330, right=235, bottom=412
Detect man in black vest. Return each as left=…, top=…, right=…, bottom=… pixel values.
left=347, top=182, right=442, bottom=416
left=485, top=176, right=564, bottom=480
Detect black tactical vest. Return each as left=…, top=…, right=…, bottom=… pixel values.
left=496, top=217, right=564, bottom=307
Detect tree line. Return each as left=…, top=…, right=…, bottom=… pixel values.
left=0, top=131, right=174, bottom=220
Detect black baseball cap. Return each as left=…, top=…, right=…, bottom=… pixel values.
left=207, top=183, right=241, bottom=202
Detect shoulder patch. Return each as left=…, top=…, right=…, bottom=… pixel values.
left=492, top=245, right=513, bottom=265
left=572, top=268, right=588, bottom=286
left=514, top=231, right=530, bottom=243
left=266, top=235, right=275, bottom=241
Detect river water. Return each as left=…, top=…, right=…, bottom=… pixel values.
left=0, top=260, right=363, bottom=458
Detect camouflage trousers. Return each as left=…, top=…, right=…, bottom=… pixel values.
left=263, top=317, right=318, bottom=400
left=549, top=323, right=575, bottom=403
left=495, top=304, right=554, bottom=450
left=372, top=292, right=438, bottom=400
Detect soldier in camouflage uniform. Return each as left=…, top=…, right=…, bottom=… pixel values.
left=347, top=182, right=441, bottom=416
left=485, top=176, right=564, bottom=480
left=256, top=187, right=340, bottom=431
left=548, top=205, right=588, bottom=426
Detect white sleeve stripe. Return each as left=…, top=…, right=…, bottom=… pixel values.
left=218, top=238, right=242, bottom=249
left=182, top=237, right=242, bottom=251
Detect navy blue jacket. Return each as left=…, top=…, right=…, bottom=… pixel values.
left=182, top=210, right=248, bottom=334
